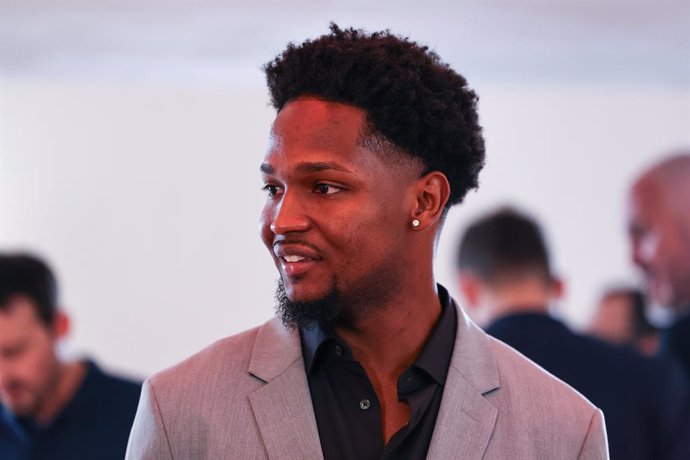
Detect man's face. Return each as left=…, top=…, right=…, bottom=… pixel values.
left=260, top=98, right=421, bottom=323
left=588, top=295, right=634, bottom=345
left=628, top=179, right=690, bottom=310
left=0, top=297, right=61, bottom=417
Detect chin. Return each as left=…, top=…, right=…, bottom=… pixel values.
left=4, top=400, right=33, bottom=417
left=281, top=279, right=327, bottom=303
left=284, top=290, right=324, bottom=306
left=275, top=277, right=341, bottom=329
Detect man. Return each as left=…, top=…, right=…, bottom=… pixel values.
left=587, top=287, right=659, bottom=356
left=628, top=152, right=690, bottom=375
left=455, top=207, right=690, bottom=460
left=127, top=25, right=607, bottom=459
left=0, top=253, right=141, bottom=460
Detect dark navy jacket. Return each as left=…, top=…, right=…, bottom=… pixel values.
left=0, top=360, right=141, bottom=460
left=660, top=312, right=690, bottom=379
left=487, top=312, right=690, bottom=460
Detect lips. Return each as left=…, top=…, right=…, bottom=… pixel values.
left=0, top=383, right=27, bottom=405
left=273, top=242, right=322, bottom=278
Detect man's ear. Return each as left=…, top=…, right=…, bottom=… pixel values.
left=409, top=171, right=450, bottom=230
left=551, top=276, right=565, bottom=301
left=458, top=271, right=482, bottom=308
left=51, top=310, right=70, bottom=340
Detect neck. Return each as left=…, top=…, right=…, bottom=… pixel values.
left=479, top=282, right=552, bottom=327
left=334, top=277, right=441, bottom=377
left=674, top=302, right=690, bottom=317
left=34, top=360, right=87, bottom=425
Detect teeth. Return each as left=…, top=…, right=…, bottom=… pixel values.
left=283, top=255, right=306, bottom=263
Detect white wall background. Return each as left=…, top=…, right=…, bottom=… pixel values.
left=1, top=0, right=689, bottom=378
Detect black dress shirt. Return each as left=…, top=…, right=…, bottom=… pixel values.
left=300, top=286, right=457, bottom=460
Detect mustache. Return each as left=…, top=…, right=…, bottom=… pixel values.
left=272, top=239, right=323, bottom=256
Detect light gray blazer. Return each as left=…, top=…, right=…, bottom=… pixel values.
left=126, top=306, right=608, bottom=459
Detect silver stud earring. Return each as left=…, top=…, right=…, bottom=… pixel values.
left=411, top=219, right=421, bottom=228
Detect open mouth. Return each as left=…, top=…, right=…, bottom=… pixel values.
left=279, top=254, right=319, bottom=277
left=273, top=243, right=322, bottom=277
left=283, top=255, right=307, bottom=263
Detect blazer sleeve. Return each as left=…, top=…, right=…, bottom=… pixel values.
left=125, top=379, right=174, bottom=460
left=577, top=409, right=609, bottom=460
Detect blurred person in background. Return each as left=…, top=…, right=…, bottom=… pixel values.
left=628, top=152, right=690, bottom=376
left=587, top=287, right=659, bottom=356
left=455, top=207, right=690, bottom=460
left=0, top=253, right=141, bottom=460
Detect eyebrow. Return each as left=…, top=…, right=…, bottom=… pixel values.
left=260, top=161, right=352, bottom=175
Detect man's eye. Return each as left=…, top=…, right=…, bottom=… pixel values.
left=262, top=184, right=280, bottom=197
left=3, top=344, right=27, bottom=360
left=313, top=183, right=342, bottom=195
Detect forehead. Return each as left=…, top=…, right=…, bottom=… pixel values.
left=264, top=98, right=372, bottom=167
left=0, top=296, right=44, bottom=338
left=273, top=97, right=365, bottom=144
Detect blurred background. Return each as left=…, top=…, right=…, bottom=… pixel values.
left=1, top=0, right=688, bottom=379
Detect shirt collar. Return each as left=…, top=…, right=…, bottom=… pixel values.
left=300, top=321, right=337, bottom=375
left=413, top=285, right=456, bottom=385
left=299, top=284, right=457, bottom=385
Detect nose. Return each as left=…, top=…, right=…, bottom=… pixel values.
left=269, top=190, right=310, bottom=235
left=632, top=231, right=658, bottom=270
left=631, top=241, right=645, bottom=268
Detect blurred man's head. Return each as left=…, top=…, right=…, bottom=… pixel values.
left=588, top=287, right=659, bottom=355
left=628, top=153, right=690, bottom=312
left=0, top=254, right=68, bottom=417
left=455, top=208, right=562, bottom=327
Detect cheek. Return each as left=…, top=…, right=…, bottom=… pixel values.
left=344, top=214, right=405, bottom=260
left=639, top=233, right=660, bottom=263
left=27, top=343, right=55, bottom=378
left=5, top=348, right=51, bottom=386
left=665, top=234, right=690, bottom=275
left=259, top=207, right=274, bottom=249
left=336, top=206, right=385, bottom=248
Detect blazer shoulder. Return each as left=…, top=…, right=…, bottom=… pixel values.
left=128, top=323, right=282, bottom=459
left=149, top=324, right=262, bottom=392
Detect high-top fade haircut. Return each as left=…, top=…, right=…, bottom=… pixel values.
left=0, top=253, right=58, bottom=326
left=456, top=208, right=553, bottom=284
left=264, top=23, right=485, bottom=208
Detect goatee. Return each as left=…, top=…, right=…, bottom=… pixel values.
left=274, top=279, right=341, bottom=329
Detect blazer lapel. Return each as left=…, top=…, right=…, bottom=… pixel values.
left=248, top=318, right=324, bottom=460
left=427, top=304, right=500, bottom=459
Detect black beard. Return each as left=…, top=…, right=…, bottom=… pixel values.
left=274, top=278, right=342, bottom=329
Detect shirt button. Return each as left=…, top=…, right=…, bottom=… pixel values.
left=359, top=399, right=371, bottom=410
left=334, top=345, right=343, bottom=356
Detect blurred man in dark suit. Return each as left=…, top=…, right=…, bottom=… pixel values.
left=0, top=253, right=141, bottom=460
left=628, top=152, right=690, bottom=376
left=455, top=207, right=690, bottom=460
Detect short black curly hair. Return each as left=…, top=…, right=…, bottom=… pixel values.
left=264, top=24, right=485, bottom=207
